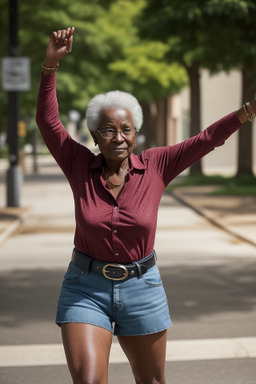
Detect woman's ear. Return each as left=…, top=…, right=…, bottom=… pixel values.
left=90, top=131, right=98, bottom=146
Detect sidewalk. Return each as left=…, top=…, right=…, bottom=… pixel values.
left=172, top=186, right=256, bottom=247
left=0, top=157, right=256, bottom=247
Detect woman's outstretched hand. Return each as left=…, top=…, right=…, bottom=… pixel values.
left=43, top=27, right=75, bottom=72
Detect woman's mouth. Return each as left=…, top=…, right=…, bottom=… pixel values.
left=112, top=147, right=128, bottom=151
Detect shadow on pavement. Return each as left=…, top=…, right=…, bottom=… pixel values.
left=0, top=269, right=63, bottom=330
left=162, top=262, right=256, bottom=320
left=0, top=262, right=255, bottom=330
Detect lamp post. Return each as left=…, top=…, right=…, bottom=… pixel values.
left=6, top=0, right=22, bottom=206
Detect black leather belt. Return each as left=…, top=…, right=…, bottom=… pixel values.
left=71, top=248, right=156, bottom=281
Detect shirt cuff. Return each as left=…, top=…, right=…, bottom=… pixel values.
left=221, top=111, right=242, bottom=134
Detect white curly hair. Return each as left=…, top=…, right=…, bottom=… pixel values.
left=86, top=90, right=143, bottom=132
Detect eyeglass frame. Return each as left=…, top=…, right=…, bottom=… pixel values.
left=96, top=128, right=137, bottom=140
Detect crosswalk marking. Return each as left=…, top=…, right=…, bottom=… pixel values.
left=0, top=337, right=255, bottom=367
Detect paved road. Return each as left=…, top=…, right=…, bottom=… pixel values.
left=0, top=157, right=256, bottom=383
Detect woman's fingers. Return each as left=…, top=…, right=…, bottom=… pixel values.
left=66, top=27, right=75, bottom=39
left=66, top=27, right=75, bottom=54
left=54, top=28, right=74, bottom=44
left=45, top=27, right=75, bottom=64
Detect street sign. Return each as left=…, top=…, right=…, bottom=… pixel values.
left=2, top=57, right=30, bottom=91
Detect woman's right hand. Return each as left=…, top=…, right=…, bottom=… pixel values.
left=43, top=27, right=75, bottom=70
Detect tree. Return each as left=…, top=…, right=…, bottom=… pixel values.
left=103, top=0, right=187, bottom=147
left=19, top=0, right=110, bottom=113
left=139, top=0, right=256, bottom=176
left=202, top=0, right=256, bottom=176
left=138, top=0, right=208, bottom=174
left=0, top=0, right=187, bottom=154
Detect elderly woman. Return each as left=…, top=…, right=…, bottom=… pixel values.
left=36, top=27, right=255, bottom=384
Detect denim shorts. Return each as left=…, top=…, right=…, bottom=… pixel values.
left=56, top=254, right=172, bottom=336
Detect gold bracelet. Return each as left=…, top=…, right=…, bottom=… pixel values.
left=244, top=102, right=256, bottom=121
left=41, top=63, right=59, bottom=72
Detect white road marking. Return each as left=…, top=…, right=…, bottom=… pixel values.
left=0, top=337, right=256, bottom=367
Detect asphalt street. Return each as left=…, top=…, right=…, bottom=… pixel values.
left=0, top=157, right=255, bottom=383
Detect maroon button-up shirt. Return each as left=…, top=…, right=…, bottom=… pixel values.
left=36, top=74, right=241, bottom=263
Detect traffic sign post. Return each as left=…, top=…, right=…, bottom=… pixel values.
left=3, top=0, right=29, bottom=207
left=2, top=57, right=30, bottom=206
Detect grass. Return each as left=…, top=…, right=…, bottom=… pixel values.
left=167, top=174, right=256, bottom=196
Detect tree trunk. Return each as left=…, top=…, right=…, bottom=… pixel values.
left=186, top=62, right=203, bottom=175
left=155, top=98, right=168, bottom=147
left=237, top=67, right=256, bottom=176
left=141, top=101, right=158, bottom=149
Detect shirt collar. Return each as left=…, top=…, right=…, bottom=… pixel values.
left=88, top=152, right=146, bottom=170
left=129, top=153, right=146, bottom=170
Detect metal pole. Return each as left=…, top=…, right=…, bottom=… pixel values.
left=6, top=0, right=22, bottom=207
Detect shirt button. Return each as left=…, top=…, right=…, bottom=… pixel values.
left=113, top=229, right=117, bottom=234
left=115, top=253, right=119, bottom=256
left=114, top=206, right=118, bottom=210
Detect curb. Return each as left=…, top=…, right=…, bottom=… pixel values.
left=0, top=209, right=30, bottom=245
left=171, top=191, right=256, bottom=248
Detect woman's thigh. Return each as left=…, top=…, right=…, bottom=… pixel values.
left=61, top=323, right=113, bottom=384
left=118, top=330, right=167, bottom=384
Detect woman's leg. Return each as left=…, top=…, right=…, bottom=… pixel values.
left=61, top=323, right=113, bottom=384
left=118, top=330, right=167, bottom=384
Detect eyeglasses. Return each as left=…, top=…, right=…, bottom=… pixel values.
left=97, top=128, right=137, bottom=140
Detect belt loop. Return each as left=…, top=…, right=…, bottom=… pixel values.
left=84, top=257, right=92, bottom=274
left=133, top=262, right=143, bottom=278
left=73, top=248, right=92, bottom=274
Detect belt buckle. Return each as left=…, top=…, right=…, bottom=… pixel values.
left=102, top=263, right=129, bottom=281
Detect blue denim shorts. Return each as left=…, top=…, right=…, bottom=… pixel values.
left=56, top=253, right=172, bottom=336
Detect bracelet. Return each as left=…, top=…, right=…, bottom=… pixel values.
left=243, top=102, right=256, bottom=121
left=41, top=63, right=59, bottom=72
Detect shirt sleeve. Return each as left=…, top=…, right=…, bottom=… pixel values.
left=143, top=112, right=242, bottom=186
left=36, top=74, right=89, bottom=179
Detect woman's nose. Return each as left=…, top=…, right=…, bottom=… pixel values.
left=113, top=130, right=124, bottom=142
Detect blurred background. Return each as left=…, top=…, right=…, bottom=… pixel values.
left=1, top=0, right=256, bottom=207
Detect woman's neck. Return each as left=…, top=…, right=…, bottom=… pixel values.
left=104, top=158, right=129, bottom=174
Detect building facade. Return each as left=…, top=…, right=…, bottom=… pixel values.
left=167, top=70, right=256, bottom=176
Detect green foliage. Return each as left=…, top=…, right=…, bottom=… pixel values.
left=109, top=42, right=187, bottom=101
left=139, top=0, right=256, bottom=72
left=94, top=0, right=187, bottom=100
left=2, top=0, right=256, bottom=128
left=0, top=0, right=187, bottom=135
left=167, top=174, right=256, bottom=196
left=139, top=0, right=256, bottom=177
left=18, top=0, right=106, bottom=115
left=138, top=0, right=207, bottom=67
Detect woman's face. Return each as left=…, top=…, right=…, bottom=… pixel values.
left=92, top=108, right=137, bottom=164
